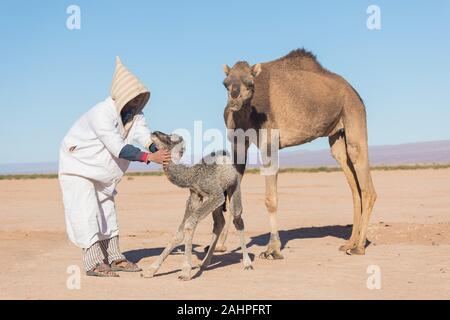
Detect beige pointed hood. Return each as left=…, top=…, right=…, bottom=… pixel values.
left=110, top=56, right=150, bottom=116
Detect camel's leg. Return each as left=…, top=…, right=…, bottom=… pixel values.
left=179, top=216, right=198, bottom=281
left=229, top=184, right=252, bottom=270
left=215, top=201, right=232, bottom=252
left=179, top=192, right=225, bottom=280
left=329, top=132, right=362, bottom=252
left=343, top=99, right=377, bottom=255
left=216, top=140, right=249, bottom=252
left=142, top=193, right=199, bottom=278
left=141, top=226, right=185, bottom=278
left=345, top=146, right=376, bottom=255
left=260, top=173, right=283, bottom=259
left=199, top=208, right=225, bottom=269
left=234, top=217, right=253, bottom=270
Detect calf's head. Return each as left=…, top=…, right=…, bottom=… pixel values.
left=150, top=131, right=185, bottom=161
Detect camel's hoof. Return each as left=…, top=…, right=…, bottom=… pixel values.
left=178, top=267, right=192, bottom=281
left=259, top=249, right=284, bottom=260
left=214, top=245, right=227, bottom=253
left=178, top=273, right=192, bottom=281
left=345, top=246, right=365, bottom=255
left=141, top=268, right=157, bottom=278
left=339, top=243, right=357, bottom=252
left=243, top=256, right=253, bottom=270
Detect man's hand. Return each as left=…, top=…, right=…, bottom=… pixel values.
left=147, top=150, right=171, bottom=167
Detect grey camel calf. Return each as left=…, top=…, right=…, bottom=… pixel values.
left=141, top=131, right=253, bottom=281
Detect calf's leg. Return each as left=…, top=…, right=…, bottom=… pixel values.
left=199, top=208, right=225, bottom=269
left=230, top=185, right=252, bottom=270
left=142, top=193, right=200, bottom=278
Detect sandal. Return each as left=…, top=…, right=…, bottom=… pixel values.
left=111, top=259, right=142, bottom=272
left=86, top=263, right=119, bottom=277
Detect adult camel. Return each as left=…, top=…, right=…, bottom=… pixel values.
left=218, top=49, right=377, bottom=258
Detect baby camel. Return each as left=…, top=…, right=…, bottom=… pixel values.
left=141, top=131, right=253, bottom=281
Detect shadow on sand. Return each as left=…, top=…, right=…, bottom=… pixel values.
left=123, top=224, right=355, bottom=275
left=245, top=224, right=353, bottom=251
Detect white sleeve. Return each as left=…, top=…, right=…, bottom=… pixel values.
left=133, top=113, right=153, bottom=150
left=87, top=107, right=127, bottom=158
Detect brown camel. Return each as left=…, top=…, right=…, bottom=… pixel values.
left=218, top=49, right=377, bottom=257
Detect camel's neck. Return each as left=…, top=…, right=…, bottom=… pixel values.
left=164, top=162, right=193, bottom=188
left=224, top=102, right=252, bottom=130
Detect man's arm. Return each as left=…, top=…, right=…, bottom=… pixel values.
left=118, top=144, right=149, bottom=162
left=87, top=107, right=165, bottom=164
left=118, top=144, right=169, bottom=164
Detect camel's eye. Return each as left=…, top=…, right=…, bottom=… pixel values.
left=242, top=77, right=254, bottom=89
left=223, top=78, right=231, bottom=88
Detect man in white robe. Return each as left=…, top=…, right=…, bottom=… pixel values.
left=59, top=57, right=170, bottom=277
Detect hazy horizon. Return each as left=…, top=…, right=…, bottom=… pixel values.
left=2, top=139, right=449, bottom=174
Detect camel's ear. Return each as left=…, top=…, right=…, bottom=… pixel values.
left=223, top=64, right=231, bottom=75
left=251, top=63, right=262, bottom=77
left=171, top=134, right=184, bottom=144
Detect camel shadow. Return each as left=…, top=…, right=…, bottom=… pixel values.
left=243, top=224, right=353, bottom=251
left=124, top=225, right=354, bottom=263
left=124, top=224, right=368, bottom=277
left=123, top=244, right=256, bottom=277
left=240, top=224, right=371, bottom=252
left=123, top=244, right=201, bottom=263
left=140, top=250, right=256, bottom=280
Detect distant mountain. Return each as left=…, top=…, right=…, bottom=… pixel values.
left=279, top=140, right=450, bottom=168
left=0, top=162, right=59, bottom=175
left=0, top=161, right=161, bottom=175
left=1, top=140, right=450, bottom=175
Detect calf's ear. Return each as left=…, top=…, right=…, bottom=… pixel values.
left=223, top=64, right=231, bottom=75
left=251, top=63, right=262, bottom=77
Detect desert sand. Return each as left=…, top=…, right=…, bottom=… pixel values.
left=1, top=169, right=449, bottom=299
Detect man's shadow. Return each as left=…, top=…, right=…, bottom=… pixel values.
left=123, top=224, right=355, bottom=276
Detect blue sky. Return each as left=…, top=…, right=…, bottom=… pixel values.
left=0, top=0, right=449, bottom=164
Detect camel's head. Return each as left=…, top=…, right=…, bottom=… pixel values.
left=222, top=61, right=261, bottom=112
left=150, top=131, right=185, bottom=161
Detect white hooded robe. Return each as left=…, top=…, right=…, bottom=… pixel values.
left=58, top=57, right=152, bottom=248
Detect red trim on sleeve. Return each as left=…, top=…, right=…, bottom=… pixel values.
left=140, top=152, right=149, bottom=163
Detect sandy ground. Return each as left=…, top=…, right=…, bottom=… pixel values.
left=1, top=169, right=450, bottom=300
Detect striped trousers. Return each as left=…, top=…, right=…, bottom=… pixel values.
left=83, top=236, right=125, bottom=271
